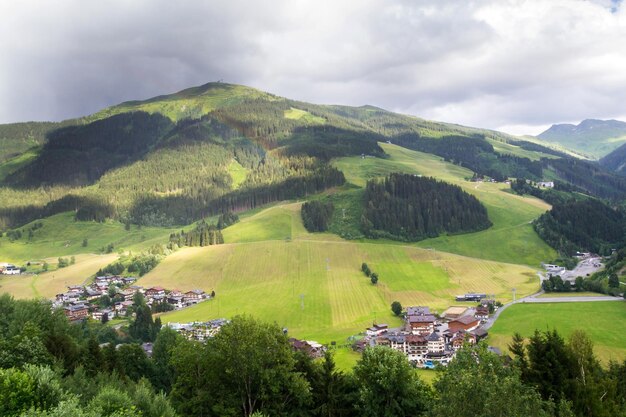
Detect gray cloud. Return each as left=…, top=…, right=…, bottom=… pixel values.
left=1, top=0, right=626, bottom=135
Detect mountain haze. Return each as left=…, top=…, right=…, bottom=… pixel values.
left=538, top=119, right=626, bottom=159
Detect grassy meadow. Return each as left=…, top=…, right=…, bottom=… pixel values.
left=143, top=202, right=540, bottom=345
left=0, top=253, right=118, bottom=299
left=333, top=143, right=556, bottom=266
left=0, top=212, right=176, bottom=264
left=489, top=302, right=626, bottom=364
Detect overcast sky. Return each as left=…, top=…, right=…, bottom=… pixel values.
left=1, top=0, right=625, bottom=135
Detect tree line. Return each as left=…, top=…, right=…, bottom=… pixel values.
left=301, top=201, right=334, bottom=232
left=2, top=293, right=626, bottom=417
left=168, top=220, right=224, bottom=248
left=361, top=173, right=492, bottom=241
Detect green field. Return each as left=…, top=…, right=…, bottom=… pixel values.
left=227, top=159, right=248, bottom=189
left=284, top=107, right=326, bottom=124
left=0, top=253, right=118, bottom=299
left=334, top=143, right=556, bottom=266
left=141, top=201, right=540, bottom=346
left=0, top=212, right=176, bottom=264
left=0, top=146, right=41, bottom=182
left=489, top=302, right=626, bottom=363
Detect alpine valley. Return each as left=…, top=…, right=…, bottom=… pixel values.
left=1, top=81, right=626, bottom=367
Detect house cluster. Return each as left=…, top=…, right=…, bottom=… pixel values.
left=0, top=263, right=21, bottom=275
left=359, top=302, right=494, bottom=368
left=166, top=319, right=229, bottom=341
left=54, top=274, right=211, bottom=322
left=289, top=338, right=326, bottom=359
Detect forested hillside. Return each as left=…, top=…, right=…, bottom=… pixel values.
left=361, top=173, right=492, bottom=241
left=600, top=141, right=626, bottom=175
left=533, top=199, right=626, bottom=255
left=1, top=82, right=626, bottom=232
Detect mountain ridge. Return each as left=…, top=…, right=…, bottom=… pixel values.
left=538, top=118, right=626, bottom=159
left=1, top=82, right=626, bottom=231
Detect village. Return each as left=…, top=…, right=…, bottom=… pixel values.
left=52, top=274, right=213, bottom=323
left=355, top=294, right=498, bottom=368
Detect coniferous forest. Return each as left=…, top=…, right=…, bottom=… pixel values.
left=301, top=201, right=334, bottom=232
left=361, top=173, right=492, bottom=241
left=533, top=199, right=626, bottom=255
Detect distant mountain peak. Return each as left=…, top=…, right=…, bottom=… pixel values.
left=537, top=118, right=626, bottom=159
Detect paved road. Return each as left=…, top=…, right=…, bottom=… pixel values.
left=520, top=295, right=622, bottom=303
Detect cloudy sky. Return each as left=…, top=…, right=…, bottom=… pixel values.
left=1, top=0, right=625, bottom=135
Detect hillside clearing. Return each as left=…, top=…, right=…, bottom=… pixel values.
left=333, top=143, right=556, bottom=266
left=0, top=212, right=176, bottom=264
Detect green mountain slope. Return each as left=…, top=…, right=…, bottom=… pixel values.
left=1, top=82, right=626, bottom=233
left=538, top=119, right=626, bottom=159
left=600, top=141, right=626, bottom=175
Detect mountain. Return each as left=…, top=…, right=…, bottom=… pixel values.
left=1, top=82, right=626, bottom=230
left=538, top=119, right=626, bottom=159
left=600, top=141, right=626, bottom=175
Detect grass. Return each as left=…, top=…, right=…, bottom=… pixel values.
left=489, top=302, right=626, bottom=364
left=227, top=159, right=248, bottom=189
left=140, top=202, right=540, bottom=345
left=0, top=146, right=41, bottom=182
left=0, top=253, right=118, bottom=299
left=92, top=83, right=276, bottom=122
left=333, top=143, right=556, bottom=267
left=487, top=139, right=558, bottom=161
left=284, top=108, right=326, bottom=124
left=536, top=291, right=606, bottom=298
left=0, top=212, right=176, bottom=264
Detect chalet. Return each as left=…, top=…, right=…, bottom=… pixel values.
left=94, top=280, right=110, bottom=291
left=114, top=300, right=133, bottom=316
left=64, top=304, right=89, bottom=321
left=85, top=287, right=103, bottom=300
left=184, top=289, right=206, bottom=304
left=92, top=308, right=114, bottom=321
left=119, top=288, right=137, bottom=301
left=145, top=286, right=166, bottom=299
left=56, top=291, right=80, bottom=303
left=366, top=323, right=389, bottom=337
left=122, top=276, right=137, bottom=285
left=448, top=330, right=477, bottom=351
left=169, top=289, right=183, bottom=298
left=67, top=285, right=84, bottom=293
left=448, top=315, right=480, bottom=333
left=167, top=294, right=185, bottom=309
left=472, top=327, right=489, bottom=342
left=475, top=305, right=490, bottom=321
left=289, top=338, right=325, bottom=358
left=406, top=306, right=430, bottom=316
left=406, top=314, right=437, bottom=335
